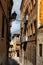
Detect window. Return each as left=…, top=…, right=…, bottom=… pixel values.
left=33, top=0, right=36, bottom=5
left=31, top=0, right=33, bottom=5
left=31, top=24, right=33, bottom=35
left=23, top=42, right=27, bottom=51
left=34, top=20, right=37, bottom=32
left=24, top=15, right=28, bottom=23
left=2, top=14, right=4, bottom=37
left=39, top=44, right=42, bottom=57
left=31, top=0, right=36, bottom=6
left=17, top=50, right=19, bottom=57
left=24, top=8, right=28, bottom=23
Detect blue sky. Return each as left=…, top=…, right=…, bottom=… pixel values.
left=11, top=0, right=22, bottom=35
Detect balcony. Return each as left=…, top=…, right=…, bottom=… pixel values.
left=21, top=36, right=28, bottom=42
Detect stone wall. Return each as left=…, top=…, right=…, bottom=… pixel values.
left=36, top=27, right=43, bottom=65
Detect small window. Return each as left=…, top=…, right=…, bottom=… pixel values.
left=24, top=15, right=28, bottom=23
left=23, top=42, right=27, bottom=51
left=31, top=24, right=32, bottom=29
left=34, top=20, right=37, bottom=32
left=31, top=0, right=33, bottom=5
left=31, top=0, right=36, bottom=6
left=33, top=0, right=36, bottom=5
left=31, top=24, right=33, bottom=34
left=39, top=44, right=42, bottom=57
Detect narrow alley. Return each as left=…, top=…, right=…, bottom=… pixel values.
left=0, top=0, right=43, bottom=65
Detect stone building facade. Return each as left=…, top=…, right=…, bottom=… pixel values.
left=20, top=0, right=37, bottom=65
left=9, top=34, right=20, bottom=58
left=36, top=26, right=43, bottom=65
left=0, top=0, right=13, bottom=65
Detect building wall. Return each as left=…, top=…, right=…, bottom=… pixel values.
left=9, top=34, right=20, bottom=58
left=0, top=4, right=7, bottom=65
left=0, top=0, right=13, bottom=65
left=20, top=0, right=37, bottom=65
left=1, top=0, right=8, bottom=17
left=36, top=27, right=43, bottom=65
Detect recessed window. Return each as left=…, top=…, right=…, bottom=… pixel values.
left=33, top=0, right=36, bottom=5
left=39, top=44, right=42, bottom=57
left=31, top=0, right=36, bottom=6
left=31, top=0, right=33, bottom=5
left=31, top=24, right=33, bottom=34
left=24, top=8, right=28, bottom=23
left=23, top=42, right=27, bottom=51
left=24, top=15, right=28, bottom=23
left=34, top=20, right=37, bottom=32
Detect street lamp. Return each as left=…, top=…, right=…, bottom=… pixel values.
left=9, top=11, right=17, bottom=21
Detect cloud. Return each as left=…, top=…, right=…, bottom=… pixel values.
left=11, top=20, right=20, bottom=34
left=11, top=0, right=22, bottom=35
left=12, top=0, right=22, bottom=14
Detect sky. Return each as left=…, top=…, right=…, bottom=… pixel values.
left=11, top=0, right=22, bottom=35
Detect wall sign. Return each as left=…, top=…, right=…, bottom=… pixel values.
left=40, top=0, right=43, bottom=25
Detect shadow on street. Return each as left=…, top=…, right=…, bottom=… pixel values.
left=8, top=57, right=20, bottom=65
